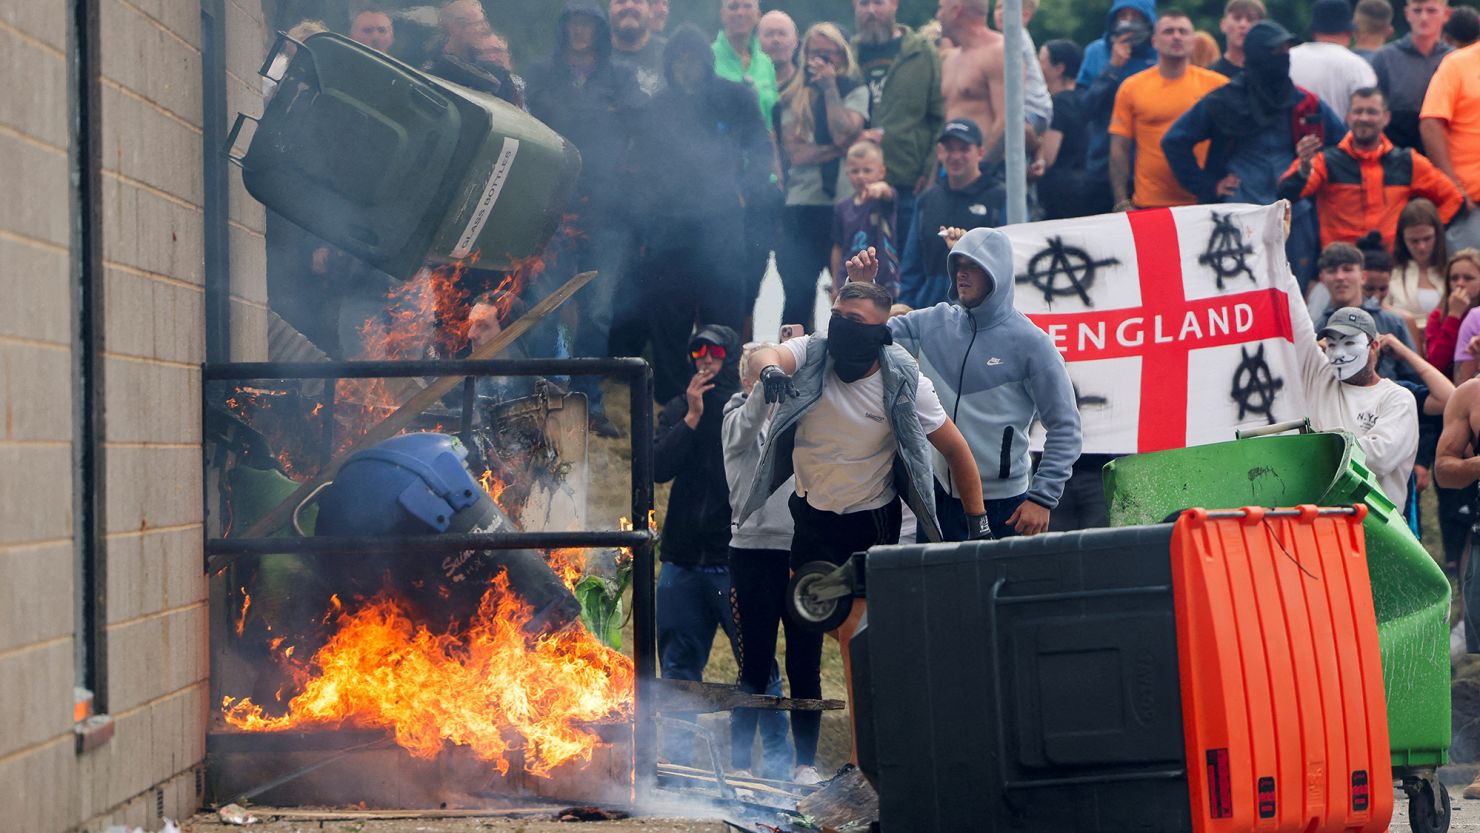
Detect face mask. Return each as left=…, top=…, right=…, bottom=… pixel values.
left=826, top=315, right=892, bottom=383
left=1324, top=333, right=1370, bottom=381
left=1251, top=52, right=1290, bottom=86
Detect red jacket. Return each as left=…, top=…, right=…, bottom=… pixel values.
left=1278, top=133, right=1463, bottom=250
left=1428, top=306, right=1463, bottom=376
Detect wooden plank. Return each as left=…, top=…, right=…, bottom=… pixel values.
left=230, top=269, right=598, bottom=543
left=796, top=767, right=878, bottom=833
left=245, top=806, right=562, bottom=821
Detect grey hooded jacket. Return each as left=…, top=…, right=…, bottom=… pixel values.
left=889, top=227, right=1081, bottom=508
left=736, top=336, right=944, bottom=543
left=722, top=390, right=794, bottom=552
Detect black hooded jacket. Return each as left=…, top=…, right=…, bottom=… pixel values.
left=1201, top=21, right=1299, bottom=139
left=654, top=324, right=742, bottom=566
left=524, top=0, right=644, bottom=218
left=631, top=24, right=774, bottom=224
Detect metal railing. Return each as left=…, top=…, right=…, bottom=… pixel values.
left=201, top=356, right=658, bottom=795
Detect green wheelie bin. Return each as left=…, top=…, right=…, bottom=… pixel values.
left=229, top=32, right=581, bottom=278
left=1102, top=424, right=1453, bottom=829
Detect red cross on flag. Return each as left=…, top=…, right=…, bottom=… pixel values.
left=1011, top=203, right=1309, bottom=455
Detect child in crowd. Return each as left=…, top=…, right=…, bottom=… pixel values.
left=1358, top=231, right=1420, bottom=346
left=831, top=141, right=900, bottom=301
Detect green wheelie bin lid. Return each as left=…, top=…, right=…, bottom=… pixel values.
left=234, top=33, right=580, bottom=279
left=1102, top=431, right=1452, bottom=769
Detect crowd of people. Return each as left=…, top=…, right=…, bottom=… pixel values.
left=268, top=0, right=1480, bottom=789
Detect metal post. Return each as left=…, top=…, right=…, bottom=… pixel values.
left=70, top=0, right=108, bottom=714
left=628, top=364, right=658, bottom=794
left=202, top=0, right=232, bottom=361
left=1003, top=0, right=1028, bottom=225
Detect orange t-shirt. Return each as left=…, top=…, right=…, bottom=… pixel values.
left=1420, top=43, right=1480, bottom=201
left=1109, top=64, right=1229, bottom=208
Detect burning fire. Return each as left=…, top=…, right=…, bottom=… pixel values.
left=222, top=571, right=634, bottom=777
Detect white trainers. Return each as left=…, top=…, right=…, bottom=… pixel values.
left=792, top=765, right=823, bottom=785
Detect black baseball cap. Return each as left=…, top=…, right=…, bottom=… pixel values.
left=1310, top=0, right=1355, bottom=34
left=938, top=118, right=984, bottom=147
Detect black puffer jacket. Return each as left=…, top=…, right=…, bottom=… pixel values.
left=524, top=0, right=643, bottom=218
left=631, top=24, right=774, bottom=224
left=654, top=324, right=742, bottom=566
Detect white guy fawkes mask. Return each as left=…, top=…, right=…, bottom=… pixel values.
left=1325, top=332, right=1371, bottom=381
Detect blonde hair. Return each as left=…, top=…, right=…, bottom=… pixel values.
left=1191, top=31, right=1222, bottom=67
left=778, top=23, right=859, bottom=147
left=1442, top=248, right=1480, bottom=312
left=287, top=19, right=329, bottom=40
left=846, top=141, right=884, bottom=163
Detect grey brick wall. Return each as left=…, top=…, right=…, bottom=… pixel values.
left=0, top=0, right=268, bottom=828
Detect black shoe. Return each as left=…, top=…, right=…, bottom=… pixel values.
left=589, top=414, right=623, bottom=439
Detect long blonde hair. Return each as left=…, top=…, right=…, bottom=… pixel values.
left=778, top=22, right=859, bottom=146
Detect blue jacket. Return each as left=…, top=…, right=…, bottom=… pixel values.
left=1076, top=0, right=1158, bottom=174
left=738, top=335, right=944, bottom=542
left=1162, top=88, right=1347, bottom=205
left=889, top=228, right=1081, bottom=508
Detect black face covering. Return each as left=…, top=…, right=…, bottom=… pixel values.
left=826, top=316, right=893, bottom=383
left=1204, top=20, right=1298, bottom=139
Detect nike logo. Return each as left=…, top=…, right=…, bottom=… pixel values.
left=986, top=357, right=1004, bottom=366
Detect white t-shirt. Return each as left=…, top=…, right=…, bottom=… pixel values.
left=1288, top=292, right=1419, bottom=512
left=1289, top=42, right=1378, bottom=122
left=782, top=335, right=948, bottom=514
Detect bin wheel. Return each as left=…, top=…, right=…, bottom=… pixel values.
left=1408, top=778, right=1451, bottom=833
left=787, top=561, right=854, bottom=633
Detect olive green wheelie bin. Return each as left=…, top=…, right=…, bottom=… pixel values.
left=229, top=32, right=581, bottom=278
left=1102, top=425, right=1453, bottom=830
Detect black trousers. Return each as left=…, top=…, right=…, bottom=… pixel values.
left=775, top=204, right=835, bottom=333
left=730, top=546, right=811, bottom=770
left=785, top=493, right=902, bottom=764
left=641, top=212, right=746, bottom=403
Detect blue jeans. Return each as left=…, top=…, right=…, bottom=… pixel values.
left=656, top=563, right=789, bottom=773
left=918, top=479, right=1026, bottom=542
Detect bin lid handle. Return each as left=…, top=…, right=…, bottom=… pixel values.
left=223, top=113, right=258, bottom=169
left=1235, top=418, right=1312, bottom=440
left=259, top=31, right=316, bottom=83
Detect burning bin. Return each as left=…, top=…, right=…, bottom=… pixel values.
left=850, top=507, right=1393, bottom=833
left=1102, top=430, right=1452, bottom=776
left=229, top=32, right=581, bottom=278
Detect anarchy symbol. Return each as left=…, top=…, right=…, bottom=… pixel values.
left=1230, top=344, right=1284, bottom=424
left=1073, top=382, right=1109, bottom=410
left=1199, top=212, right=1256, bottom=290
left=1016, top=236, right=1120, bottom=306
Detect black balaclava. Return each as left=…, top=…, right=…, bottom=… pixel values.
left=1206, top=20, right=1297, bottom=138
left=826, top=316, right=893, bottom=383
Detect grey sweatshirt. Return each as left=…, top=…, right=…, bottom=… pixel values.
left=722, top=390, right=794, bottom=551
left=889, top=227, right=1082, bottom=507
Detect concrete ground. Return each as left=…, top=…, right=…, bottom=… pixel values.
left=177, top=801, right=1480, bottom=832
left=187, top=815, right=731, bottom=832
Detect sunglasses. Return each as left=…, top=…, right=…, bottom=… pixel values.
left=690, top=343, right=728, bottom=361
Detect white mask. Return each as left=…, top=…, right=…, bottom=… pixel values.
left=1324, top=332, right=1371, bottom=381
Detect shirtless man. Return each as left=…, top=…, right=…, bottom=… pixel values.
left=1437, top=377, right=1480, bottom=730
left=939, top=0, right=1006, bottom=156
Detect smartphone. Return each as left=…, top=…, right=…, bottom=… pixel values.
left=779, top=324, right=805, bottom=342
left=1293, top=112, right=1325, bottom=145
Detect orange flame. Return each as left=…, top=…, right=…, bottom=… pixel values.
left=221, top=572, right=634, bottom=777
left=235, top=588, right=252, bottom=637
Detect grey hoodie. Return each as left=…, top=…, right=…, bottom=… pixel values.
left=722, top=391, right=794, bottom=551
left=889, top=227, right=1082, bottom=507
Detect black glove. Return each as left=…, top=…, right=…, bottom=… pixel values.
left=967, top=512, right=993, bottom=540
left=760, top=364, right=796, bottom=404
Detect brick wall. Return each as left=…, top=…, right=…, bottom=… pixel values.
left=0, top=0, right=267, bottom=829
